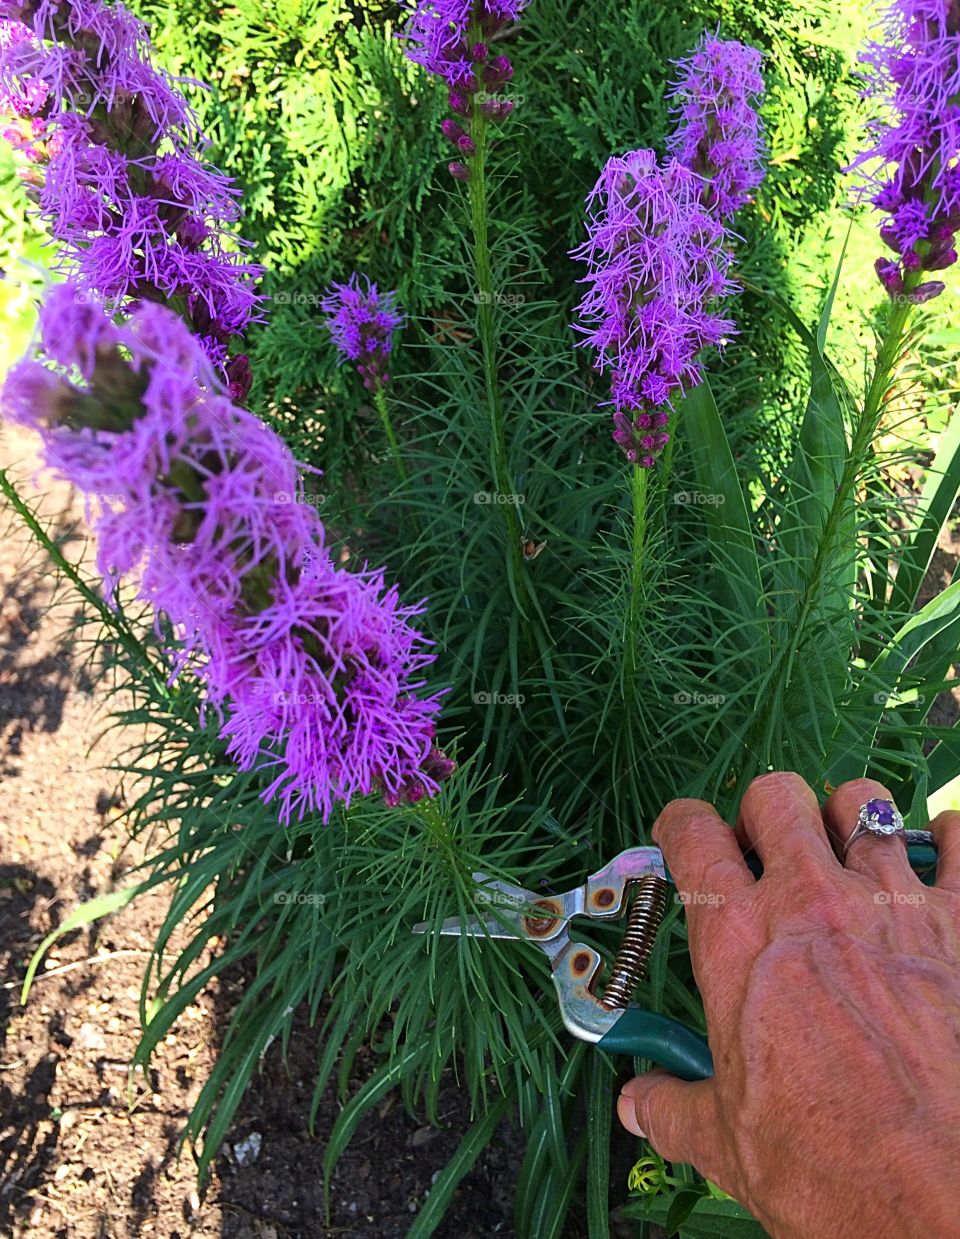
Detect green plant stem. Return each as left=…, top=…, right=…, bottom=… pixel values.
left=627, top=462, right=648, bottom=676
left=466, top=103, right=529, bottom=616
left=0, top=466, right=155, bottom=673
left=373, top=383, right=407, bottom=482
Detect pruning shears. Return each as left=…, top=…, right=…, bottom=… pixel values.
left=413, top=836, right=939, bottom=1084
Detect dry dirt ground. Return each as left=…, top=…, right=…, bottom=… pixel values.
left=0, top=424, right=521, bottom=1239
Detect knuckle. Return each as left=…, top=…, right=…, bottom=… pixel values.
left=741, top=771, right=815, bottom=816
left=653, top=798, right=720, bottom=843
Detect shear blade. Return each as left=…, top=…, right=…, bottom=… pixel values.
left=412, top=913, right=525, bottom=940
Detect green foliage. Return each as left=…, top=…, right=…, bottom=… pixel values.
left=6, top=1, right=960, bottom=1236
left=123, top=0, right=877, bottom=463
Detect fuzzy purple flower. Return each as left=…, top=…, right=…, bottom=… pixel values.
left=572, top=149, right=738, bottom=466
left=853, top=0, right=960, bottom=301
left=0, top=0, right=263, bottom=369
left=399, top=0, right=525, bottom=180
left=321, top=274, right=404, bottom=390
left=399, top=0, right=526, bottom=89
left=666, top=32, right=766, bottom=220
left=2, top=285, right=452, bottom=822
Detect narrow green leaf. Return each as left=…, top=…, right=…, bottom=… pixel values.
left=680, top=379, right=765, bottom=653
left=323, top=1048, right=421, bottom=1189
left=21, top=884, right=142, bottom=1001
left=406, top=1094, right=512, bottom=1239
left=586, top=1054, right=612, bottom=1238
left=622, top=1192, right=771, bottom=1237
left=665, top=1189, right=708, bottom=1236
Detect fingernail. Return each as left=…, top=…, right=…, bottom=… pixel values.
left=617, top=1090, right=646, bottom=1138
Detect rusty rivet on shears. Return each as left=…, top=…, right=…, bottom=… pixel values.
left=523, top=898, right=559, bottom=936
left=571, top=951, right=592, bottom=976
left=593, top=887, right=615, bottom=908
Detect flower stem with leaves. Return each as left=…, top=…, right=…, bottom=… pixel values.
left=466, top=105, right=529, bottom=614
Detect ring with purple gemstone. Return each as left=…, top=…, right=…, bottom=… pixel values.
left=842, top=798, right=906, bottom=858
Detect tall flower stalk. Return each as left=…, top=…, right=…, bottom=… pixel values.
left=0, top=0, right=455, bottom=823
left=572, top=37, right=765, bottom=675
left=400, top=0, right=530, bottom=612
left=321, top=274, right=407, bottom=481
left=852, top=0, right=960, bottom=516
left=572, top=150, right=740, bottom=669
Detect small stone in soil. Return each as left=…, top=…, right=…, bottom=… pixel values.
left=232, top=1132, right=263, bottom=1166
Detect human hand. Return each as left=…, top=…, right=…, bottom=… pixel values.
left=617, top=773, right=960, bottom=1239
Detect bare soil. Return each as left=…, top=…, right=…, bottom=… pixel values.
left=0, top=425, right=521, bottom=1239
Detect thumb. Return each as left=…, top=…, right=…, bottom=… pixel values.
left=618, top=1070, right=720, bottom=1169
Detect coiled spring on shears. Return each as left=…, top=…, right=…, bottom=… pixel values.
left=602, top=873, right=668, bottom=1009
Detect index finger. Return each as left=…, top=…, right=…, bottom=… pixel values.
left=653, top=798, right=755, bottom=909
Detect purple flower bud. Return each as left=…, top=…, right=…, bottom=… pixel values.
left=487, top=54, right=512, bottom=81
left=471, top=42, right=488, bottom=61
left=448, top=90, right=470, bottom=115
left=901, top=247, right=922, bottom=271
left=879, top=221, right=901, bottom=252
left=925, top=247, right=957, bottom=271
left=448, top=161, right=470, bottom=182
left=875, top=257, right=904, bottom=296
left=456, top=134, right=476, bottom=156
left=494, top=100, right=514, bottom=120
left=225, top=353, right=253, bottom=403
left=907, top=280, right=945, bottom=304
left=440, top=118, right=465, bottom=143
left=425, top=751, right=457, bottom=781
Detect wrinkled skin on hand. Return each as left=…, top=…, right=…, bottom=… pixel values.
left=617, top=773, right=960, bottom=1239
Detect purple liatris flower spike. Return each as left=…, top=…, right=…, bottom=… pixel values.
left=2, top=284, right=452, bottom=822
left=0, top=0, right=264, bottom=371
left=853, top=0, right=960, bottom=301
left=398, top=0, right=528, bottom=89
left=321, top=274, right=404, bottom=390
left=398, top=0, right=527, bottom=179
left=572, top=150, right=738, bottom=467
left=666, top=32, right=766, bottom=220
